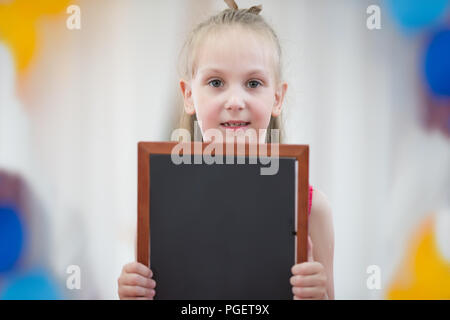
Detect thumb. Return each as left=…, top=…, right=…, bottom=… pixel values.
left=307, top=236, right=314, bottom=262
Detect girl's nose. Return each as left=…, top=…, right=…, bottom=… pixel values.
left=224, top=93, right=245, bottom=111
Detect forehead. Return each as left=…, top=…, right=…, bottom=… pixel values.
left=194, top=27, right=277, bottom=78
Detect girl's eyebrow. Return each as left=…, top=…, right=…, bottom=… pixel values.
left=199, top=67, right=268, bottom=77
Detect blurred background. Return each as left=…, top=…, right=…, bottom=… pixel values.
left=0, top=0, right=449, bottom=299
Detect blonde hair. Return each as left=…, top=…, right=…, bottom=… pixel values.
left=177, top=0, right=285, bottom=143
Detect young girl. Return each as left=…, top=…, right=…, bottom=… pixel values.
left=118, top=0, right=334, bottom=300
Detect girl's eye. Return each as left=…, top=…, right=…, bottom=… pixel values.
left=207, top=79, right=262, bottom=88
left=247, top=80, right=262, bottom=88
left=208, top=79, right=223, bottom=88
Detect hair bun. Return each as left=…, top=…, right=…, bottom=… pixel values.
left=224, top=0, right=263, bottom=15
left=224, top=0, right=238, bottom=10
left=247, top=5, right=262, bottom=15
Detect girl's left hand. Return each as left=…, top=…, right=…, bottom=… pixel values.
left=290, top=236, right=328, bottom=300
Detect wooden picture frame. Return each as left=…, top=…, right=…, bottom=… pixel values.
left=137, top=141, right=309, bottom=270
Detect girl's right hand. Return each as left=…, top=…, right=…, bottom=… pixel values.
left=118, top=262, right=156, bottom=300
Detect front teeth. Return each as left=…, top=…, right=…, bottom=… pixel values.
left=223, top=122, right=247, bottom=127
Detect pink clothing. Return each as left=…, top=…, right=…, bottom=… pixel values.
left=308, top=185, right=314, bottom=216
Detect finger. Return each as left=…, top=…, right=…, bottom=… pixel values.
left=124, top=262, right=152, bottom=278
left=291, top=262, right=323, bottom=276
left=118, top=273, right=156, bottom=289
left=119, top=285, right=155, bottom=298
left=293, top=295, right=315, bottom=300
left=121, top=285, right=154, bottom=298
left=292, top=286, right=325, bottom=299
left=123, top=262, right=152, bottom=278
left=290, top=275, right=326, bottom=287
left=307, top=236, right=314, bottom=262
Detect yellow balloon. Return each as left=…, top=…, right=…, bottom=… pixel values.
left=0, top=0, right=71, bottom=74
left=387, top=214, right=450, bottom=299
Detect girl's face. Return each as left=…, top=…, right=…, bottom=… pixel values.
left=180, top=27, right=288, bottom=143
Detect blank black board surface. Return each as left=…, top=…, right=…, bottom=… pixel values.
left=137, top=142, right=310, bottom=300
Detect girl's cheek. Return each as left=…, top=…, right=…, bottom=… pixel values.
left=252, top=104, right=272, bottom=127
left=197, top=105, right=220, bottom=131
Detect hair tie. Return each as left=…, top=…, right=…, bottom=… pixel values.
left=247, top=5, right=262, bottom=15
left=224, top=0, right=238, bottom=10
left=224, top=0, right=263, bottom=15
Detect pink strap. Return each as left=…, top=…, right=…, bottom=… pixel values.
left=308, top=185, right=313, bottom=216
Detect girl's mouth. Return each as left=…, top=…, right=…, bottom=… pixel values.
left=220, top=121, right=251, bottom=130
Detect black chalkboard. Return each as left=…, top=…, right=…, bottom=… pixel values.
left=137, top=142, right=309, bottom=300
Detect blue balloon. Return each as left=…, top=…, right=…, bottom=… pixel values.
left=0, top=206, right=24, bottom=273
left=387, top=0, right=450, bottom=31
left=0, top=268, right=62, bottom=300
left=424, top=29, right=450, bottom=97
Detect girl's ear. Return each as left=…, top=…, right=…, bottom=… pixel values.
left=272, top=82, right=288, bottom=117
left=180, top=79, right=196, bottom=115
